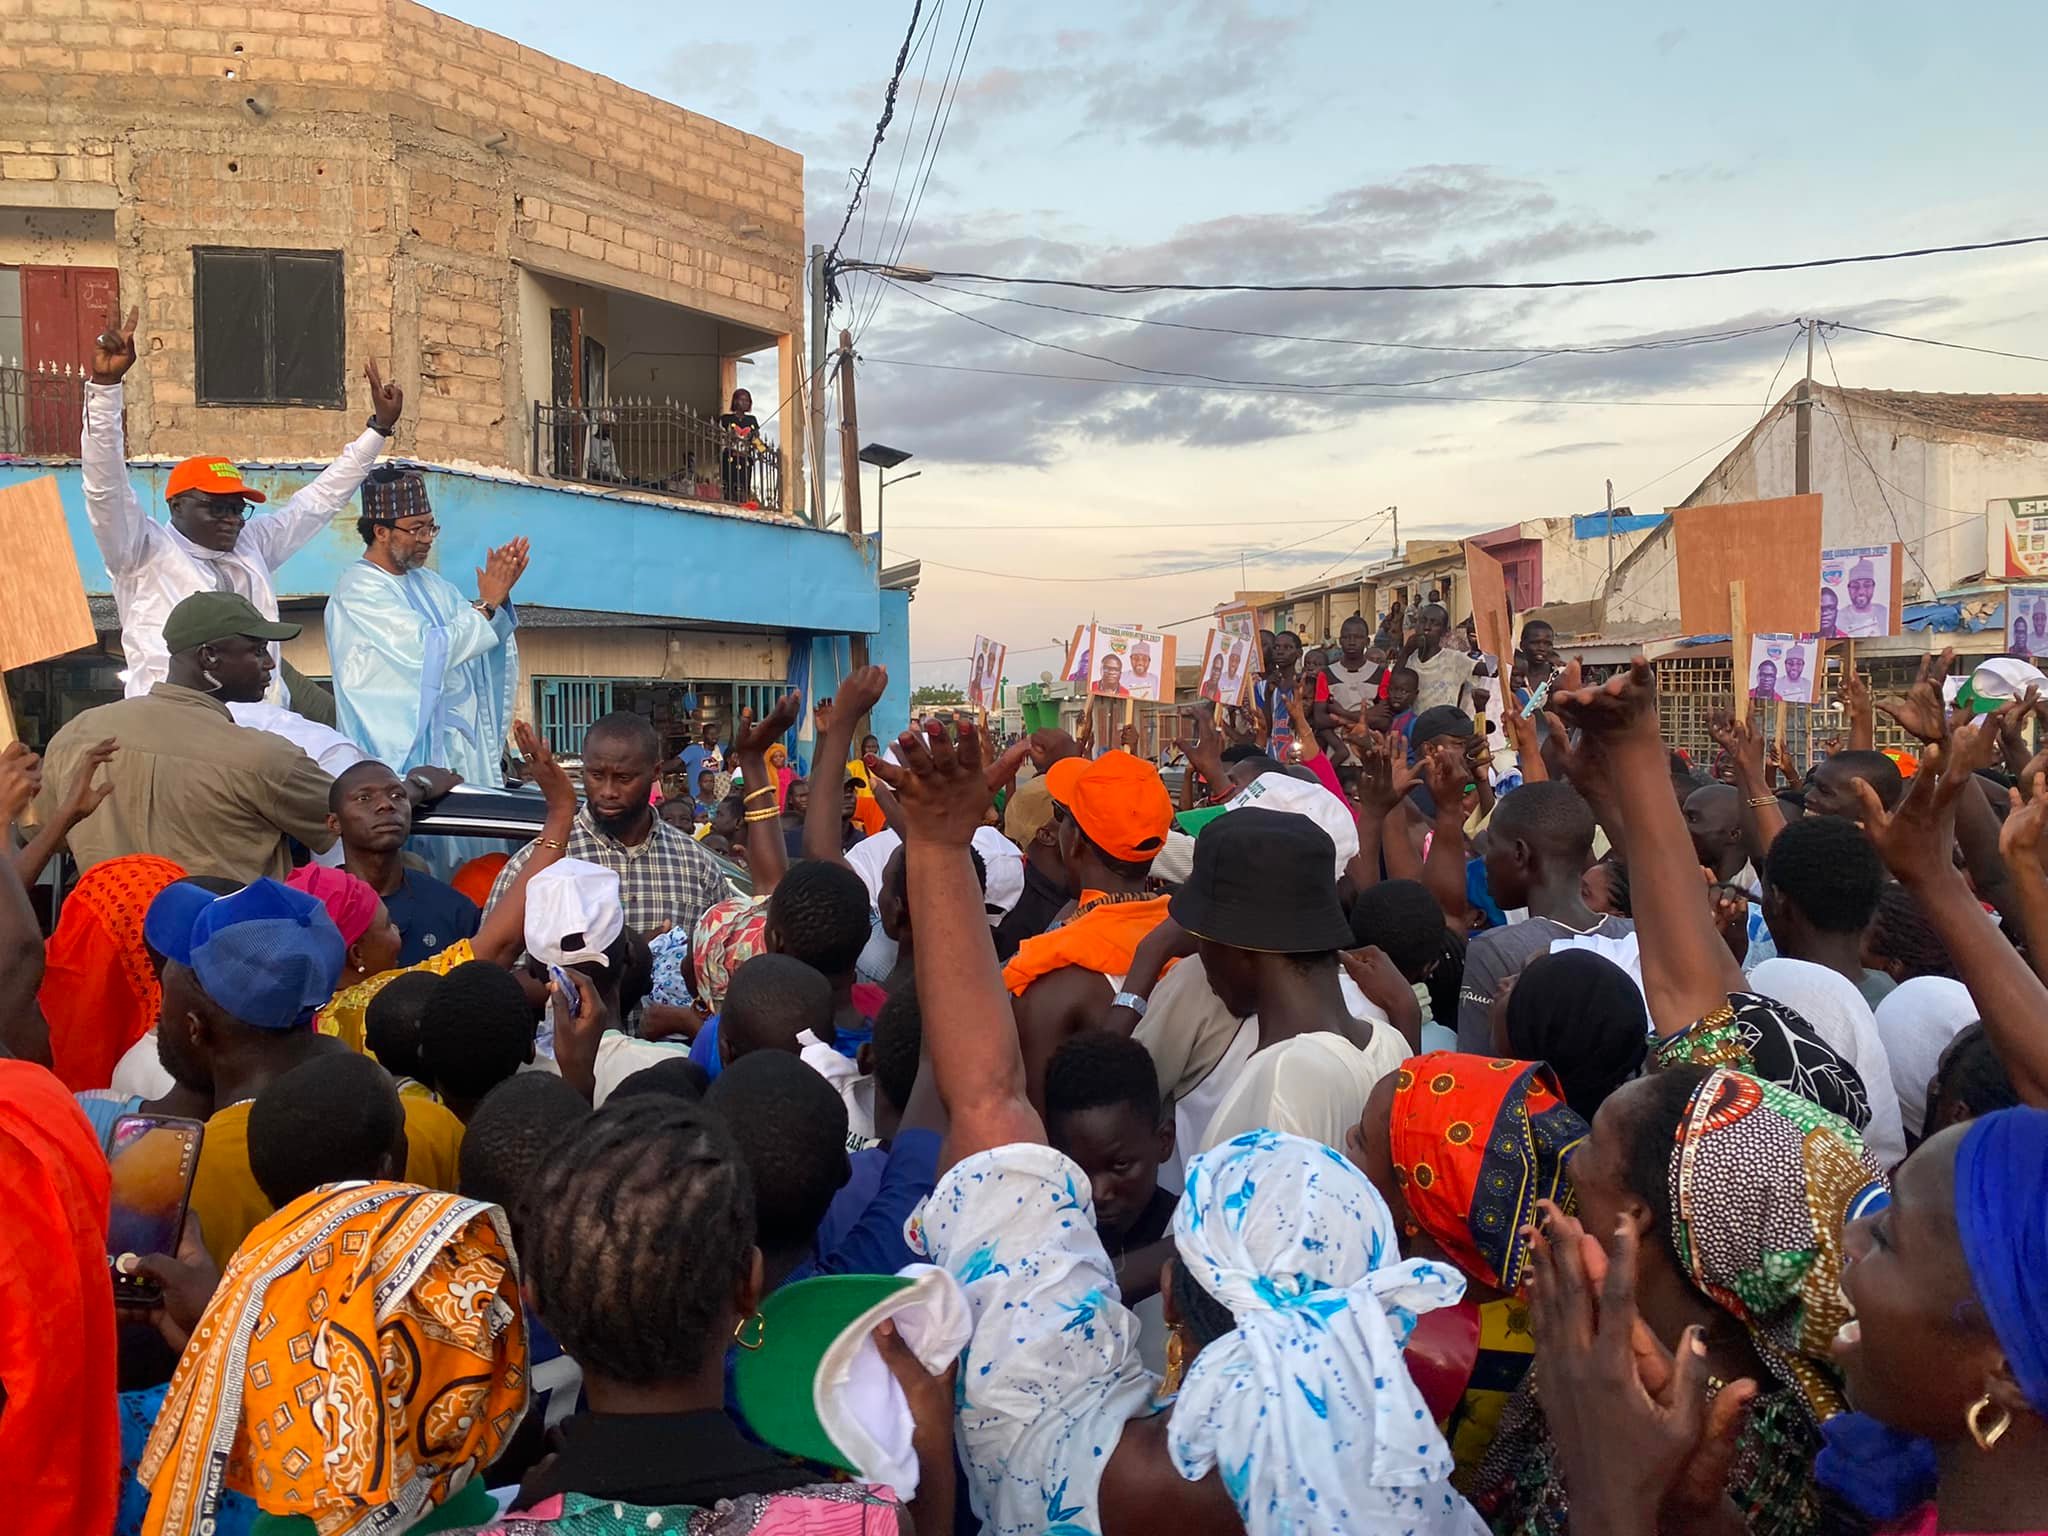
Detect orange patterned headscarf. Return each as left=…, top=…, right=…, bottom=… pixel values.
left=140, top=1183, right=528, bottom=1536
left=38, top=854, right=185, bottom=1091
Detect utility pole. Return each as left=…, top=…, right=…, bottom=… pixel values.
left=836, top=329, right=863, bottom=540
left=808, top=245, right=828, bottom=527
left=1605, top=478, right=1616, bottom=588
left=1794, top=317, right=1814, bottom=496
left=1389, top=505, right=1399, bottom=561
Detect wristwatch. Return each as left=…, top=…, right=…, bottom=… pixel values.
left=366, top=415, right=394, bottom=438
left=1111, top=991, right=1149, bottom=1019
left=472, top=600, right=497, bottom=619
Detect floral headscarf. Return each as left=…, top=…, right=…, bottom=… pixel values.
left=38, top=854, right=185, bottom=1091
left=1387, top=1053, right=1588, bottom=1295
left=1670, top=1069, right=1888, bottom=1425
left=1169, top=1130, right=1485, bottom=1536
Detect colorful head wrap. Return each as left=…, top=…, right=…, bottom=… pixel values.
left=1387, top=1053, right=1589, bottom=1295
left=1669, top=1069, right=1887, bottom=1425
left=140, top=1183, right=527, bottom=1536
left=360, top=464, right=431, bottom=522
left=37, top=854, right=185, bottom=1091
left=1168, top=1130, right=1474, bottom=1536
left=284, top=864, right=382, bottom=949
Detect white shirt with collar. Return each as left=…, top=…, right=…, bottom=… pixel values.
left=80, top=380, right=386, bottom=700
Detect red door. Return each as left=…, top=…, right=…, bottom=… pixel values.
left=20, top=265, right=117, bottom=455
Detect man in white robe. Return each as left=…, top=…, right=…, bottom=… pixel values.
left=327, top=466, right=528, bottom=792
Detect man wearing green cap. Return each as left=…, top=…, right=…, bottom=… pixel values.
left=35, top=591, right=339, bottom=881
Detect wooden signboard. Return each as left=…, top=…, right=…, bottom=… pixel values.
left=1674, top=494, right=1823, bottom=639
left=0, top=477, right=96, bottom=743
left=1463, top=540, right=1513, bottom=667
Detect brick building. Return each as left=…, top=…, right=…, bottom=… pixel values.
left=1, top=1, right=916, bottom=757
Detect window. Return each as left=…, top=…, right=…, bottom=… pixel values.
left=194, top=248, right=344, bottom=406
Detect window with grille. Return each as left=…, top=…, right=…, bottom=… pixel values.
left=194, top=248, right=345, bottom=407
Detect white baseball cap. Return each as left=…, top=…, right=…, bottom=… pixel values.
left=1223, top=772, right=1360, bottom=879
left=524, top=859, right=625, bottom=967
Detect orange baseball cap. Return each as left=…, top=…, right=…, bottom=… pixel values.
left=164, top=455, right=266, bottom=503
left=1044, top=750, right=1172, bottom=864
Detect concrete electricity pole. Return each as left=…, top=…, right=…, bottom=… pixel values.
left=809, top=245, right=829, bottom=526
left=1795, top=317, right=1815, bottom=496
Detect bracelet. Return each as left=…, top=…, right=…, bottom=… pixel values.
left=1745, top=795, right=1777, bottom=808
left=535, top=837, right=567, bottom=851
left=742, top=786, right=778, bottom=804
left=744, top=807, right=781, bottom=823
left=1111, top=990, right=1149, bottom=1019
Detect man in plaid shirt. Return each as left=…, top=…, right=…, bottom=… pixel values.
left=487, top=712, right=727, bottom=936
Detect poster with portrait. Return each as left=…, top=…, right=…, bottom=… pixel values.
left=1748, top=633, right=1819, bottom=704
left=1089, top=623, right=1168, bottom=701
left=1215, top=604, right=1257, bottom=645
left=2006, top=588, right=2048, bottom=660
left=1818, top=545, right=1899, bottom=639
left=967, top=635, right=1005, bottom=710
left=1062, top=625, right=1091, bottom=685
left=1196, top=627, right=1254, bottom=707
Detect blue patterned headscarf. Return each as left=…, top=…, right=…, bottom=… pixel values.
left=1167, top=1130, right=1486, bottom=1536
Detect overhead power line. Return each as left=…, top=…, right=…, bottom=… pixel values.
left=1826, top=322, right=2048, bottom=367
left=824, top=0, right=927, bottom=289
left=843, top=231, right=2048, bottom=296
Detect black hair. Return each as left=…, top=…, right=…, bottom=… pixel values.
left=703, top=1050, right=849, bottom=1253
left=1765, top=815, right=1884, bottom=933
left=609, top=1056, right=711, bottom=1104
left=1593, top=855, right=1634, bottom=917
left=1871, top=883, right=1956, bottom=979
left=583, top=709, right=659, bottom=763
left=722, top=952, right=835, bottom=1059
left=247, top=1054, right=404, bottom=1209
left=1348, top=878, right=1449, bottom=979
left=1505, top=949, right=1649, bottom=1121
left=526, top=1096, right=755, bottom=1384
left=765, top=860, right=872, bottom=976
left=328, top=758, right=399, bottom=814
left=567, top=926, right=655, bottom=1018
left=870, top=982, right=922, bottom=1117
left=1044, top=1029, right=1163, bottom=1132
left=1519, top=618, right=1555, bottom=643
left=418, top=960, right=535, bottom=1102
left=364, top=970, right=440, bottom=1083
left=1219, top=744, right=1268, bottom=766
left=1171, top=1255, right=1237, bottom=1350
left=457, top=1072, right=592, bottom=1236
left=1927, top=1023, right=2017, bottom=1133
left=1824, top=749, right=1905, bottom=810
left=1618, top=1066, right=1710, bottom=1267
left=1389, top=665, right=1419, bottom=684
left=1486, top=780, right=1596, bottom=860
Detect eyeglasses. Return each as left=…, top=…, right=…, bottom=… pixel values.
left=391, top=518, right=440, bottom=536
left=197, top=496, right=253, bottom=521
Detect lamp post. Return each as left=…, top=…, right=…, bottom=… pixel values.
left=858, top=442, right=915, bottom=555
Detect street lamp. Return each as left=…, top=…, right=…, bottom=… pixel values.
left=858, top=442, right=916, bottom=551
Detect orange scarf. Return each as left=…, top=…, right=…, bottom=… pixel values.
left=0, top=1060, right=118, bottom=1536
left=141, top=1183, right=527, bottom=1536
left=1002, top=891, right=1172, bottom=995
left=38, top=854, right=185, bottom=1090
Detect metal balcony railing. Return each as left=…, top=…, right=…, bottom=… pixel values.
left=0, top=361, right=87, bottom=457
left=533, top=398, right=782, bottom=512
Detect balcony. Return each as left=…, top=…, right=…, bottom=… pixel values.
left=532, top=397, right=783, bottom=514
left=0, top=362, right=86, bottom=458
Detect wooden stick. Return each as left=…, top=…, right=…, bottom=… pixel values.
left=1730, top=580, right=1751, bottom=726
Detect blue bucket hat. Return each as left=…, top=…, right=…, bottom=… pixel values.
left=145, top=877, right=346, bottom=1030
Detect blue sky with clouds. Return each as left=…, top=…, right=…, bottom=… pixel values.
left=445, top=0, right=2048, bottom=683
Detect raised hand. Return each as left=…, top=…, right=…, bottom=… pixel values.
left=984, top=736, right=1030, bottom=792
left=1706, top=709, right=1764, bottom=785
left=476, top=536, right=530, bottom=609
left=512, top=719, right=575, bottom=813
left=1546, top=657, right=1661, bottom=746
left=734, top=691, right=804, bottom=759
left=365, top=358, right=404, bottom=430
left=0, top=742, right=42, bottom=826
left=1850, top=726, right=1984, bottom=885
left=2001, top=772, right=2048, bottom=866
left=1353, top=729, right=1417, bottom=817
left=91, top=305, right=139, bottom=385
left=1421, top=739, right=1470, bottom=815
left=868, top=715, right=994, bottom=848
left=59, top=737, right=117, bottom=825
left=1027, top=727, right=1080, bottom=774
left=1874, top=647, right=1955, bottom=745
left=837, top=664, right=889, bottom=724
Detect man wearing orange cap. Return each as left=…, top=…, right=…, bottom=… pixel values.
left=1004, top=749, right=1174, bottom=1110
left=83, top=307, right=400, bottom=704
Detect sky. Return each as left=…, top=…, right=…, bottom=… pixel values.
left=444, top=0, right=2048, bottom=690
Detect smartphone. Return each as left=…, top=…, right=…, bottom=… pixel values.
left=106, top=1114, right=204, bottom=1304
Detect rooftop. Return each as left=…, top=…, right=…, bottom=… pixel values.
left=1831, top=388, right=2048, bottom=444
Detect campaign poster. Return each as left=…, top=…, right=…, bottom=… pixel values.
left=1196, top=628, right=1254, bottom=707
left=2006, top=588, right=2048, bottom=660
left=1090, top=623, right=1167, bottom=701
left=1749, top=633, right=1819, bottom=704
left=1995, top=493, right=2048, bottom=579
left=967, top=635, right=1005, bottom=709
left=1216, top=604, right=1257, bottom=644
left=1818, top=545, right=1896, bottom=638
left=1063, top=625, right=1091, bottom=685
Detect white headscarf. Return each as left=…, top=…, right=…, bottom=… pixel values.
left=1874, top=976, right=1979, bottom=1138
left=1168, top=1130, right=1484, bottom=1536
left=1748, top=958, right=1906, bottom=1167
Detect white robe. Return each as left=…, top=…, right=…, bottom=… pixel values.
left=327, top=559, right=518, bottom=786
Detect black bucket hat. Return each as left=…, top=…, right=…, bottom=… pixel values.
left=1168, top=807, right=1354, bottom=953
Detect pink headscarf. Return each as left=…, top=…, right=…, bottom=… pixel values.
left=284, top=865, right=381, bottom=949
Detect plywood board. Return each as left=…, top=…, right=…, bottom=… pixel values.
left=1463, top=540, right=1513, bottom=666
left=1674, top=494, right=1823, bottom=638
left=0, top=477, right=95, bottom=671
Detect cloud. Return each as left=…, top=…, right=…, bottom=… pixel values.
left=1524, top=440, right=1624, bottom=458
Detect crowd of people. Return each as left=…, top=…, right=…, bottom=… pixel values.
left=5, top=354, right=2048, bottom=1536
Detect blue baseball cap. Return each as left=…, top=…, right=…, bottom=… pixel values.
left=146, top=877, right=346, bottom=1031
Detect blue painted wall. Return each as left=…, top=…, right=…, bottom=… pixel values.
left=0, top=461, right=882, bottom=635
left=874, top=589, right=912, bottom=740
